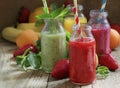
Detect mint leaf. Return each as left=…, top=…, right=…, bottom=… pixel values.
left=50, top=7, right=64, bottom=18
left=66, top=31, right=72, bottom=42
left=96, top=66, right=110, bottom=79
left=36, top=13, right=51, bottom=19
left=35, top=20, right=43, bottom=27
left=50, top=3, right=59, bottom=11
left=55, top=7, right=69, bottom=18
left=35, top=6, right=69, bottom=27
left=16, top=56, right=24, bottom=65
left=36, top=39, right=41, bottom=51
left=27, top=52, right=41, bottom=69
left=35, top=14, right=51, bottom=26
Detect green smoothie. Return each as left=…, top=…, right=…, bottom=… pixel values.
left=41, top=32, right=66, bottom=73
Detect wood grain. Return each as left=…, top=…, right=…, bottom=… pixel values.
left=0, top=39, right=120, bottom=88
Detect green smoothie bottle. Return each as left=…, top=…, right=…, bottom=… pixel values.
left=41, top=19, right=66, bottom=73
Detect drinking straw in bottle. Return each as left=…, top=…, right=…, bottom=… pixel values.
left=73, top=0, right=83, bottom=36
left=42, top=0, right=49, bottom=14
left=100, top=0, right=107, bottom=12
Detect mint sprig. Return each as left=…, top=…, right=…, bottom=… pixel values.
left=96, top=66, right=110, bottom=79
left=35, top=7, right=69, bottom=26
left=16, top=48, right=41, bottom=71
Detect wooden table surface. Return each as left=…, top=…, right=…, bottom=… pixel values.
left=0, top=38, right=120, bottom=88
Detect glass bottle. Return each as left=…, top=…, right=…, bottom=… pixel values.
left=41, top=19, right=66, bottom=73
left=69, top=25, right=96, bottom=85
left=64, top=4, right=87, bottom=34
left=78, top=4, right=87, bottom=28
left=88, top=10, right=111, bottom=55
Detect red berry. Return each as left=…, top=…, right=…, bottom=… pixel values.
left=64, top=0, right=73, bottom=7
left=111, top=24, right=120, bottom=34
left=17, top=7, right=30, bottom=23
left=99, top=53, right=119, bottom=70
left=51, top=59, right=69, bottom=79
left=13, top=44, right=38, bottom=57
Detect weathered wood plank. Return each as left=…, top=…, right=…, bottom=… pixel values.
left=47, top=75, right=80, bottom=88
left=92, top=47, right=120, bottom=88
left=0, top=41, right=49, bottom=88
left=93, top=71, right=120, bottom=88
left=81, top=84, right=92, bottom=88
left=1, top=40, right=120, bottom=88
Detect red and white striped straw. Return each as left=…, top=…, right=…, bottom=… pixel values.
left=73, top=7, right=81, bottom=34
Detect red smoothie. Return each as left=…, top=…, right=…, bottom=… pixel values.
left=92, top=27, right=110, bottom=55
left=69, top=37, right=96, bottom=85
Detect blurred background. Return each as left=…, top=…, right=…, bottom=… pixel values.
left=0, top=0, right=120, bottom=31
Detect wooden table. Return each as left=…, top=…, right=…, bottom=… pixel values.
left=0, top=38, right=120, bottom=88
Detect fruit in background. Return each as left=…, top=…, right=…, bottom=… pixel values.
left=2, top=27, right=23, bottom=42
left=51, top=59, right=69, bottom=79
left=64, top=0, right=73, bottom=7
left=119, top=34, right=120, bottom=45
left=18, top=7, right=30, bottom=23
left=17, top=23, right=43, bottom=32
left=64, top=17, right=87, bottom=34
left=2, top=27, right=41, bottom=43
left=13, top=44, right=38, bottom=57
left=111, top=24, right=120, bottom=34
left=96, top=54, right=99, bottom=68
left=99, top=53, right=119, bottom=70
left=110, top=29, right=120, bottom=50
left=29, top=7, right=43, bottom=23
left=16, top=29, right=39, bottom=48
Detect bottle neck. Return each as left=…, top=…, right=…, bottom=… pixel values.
left=43, top=19, right=64, bottom=33
left=88, top=10, right=109, bottom=25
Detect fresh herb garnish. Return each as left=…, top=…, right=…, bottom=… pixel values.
left=96, top=66, right=110, bottom=79
left=66, top=31, right=72, bottom=42
left=50, top=2, right=59, bottom=11
left=36, top=39, right=41, bottom=51
left=27, top=52, right=41, bottom=69
left=16, top=47, right=41, bottom=71
left=35, top=6, right=69, bottom=26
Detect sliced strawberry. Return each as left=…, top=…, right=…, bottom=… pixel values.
left=51, top=59, right=69, bottom=79
left=13, top=44, right=38, bottom=57
left=99, top=53, right=119, bottom=70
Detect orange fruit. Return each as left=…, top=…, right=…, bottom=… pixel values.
left=110, top=29, right=120, bottom=50
left=119, top=35, right=120, bottom=45
left=95, top=54, right=99, bottom=68
left=29, top=7, right=43, bottom=23
left=16, top=29, right=39, bottom=48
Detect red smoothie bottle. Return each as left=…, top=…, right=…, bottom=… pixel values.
left=69, top=25, right=96, bottom=85
left=88, top=10, right=111, bottom=55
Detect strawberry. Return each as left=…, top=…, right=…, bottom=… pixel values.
left=51, top=59, right=69, bottom=79
left=99, top=53, right=119, bottom=70
left=111, top=24, right=120, bottom=34
left=17, top=7, right=30, bottom=23
left=13, top=44, right=38, bottom=57
left=64, top=0, right=73, bottom=7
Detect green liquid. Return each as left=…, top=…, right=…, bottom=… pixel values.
left=41, top=32, right=66, bottom=73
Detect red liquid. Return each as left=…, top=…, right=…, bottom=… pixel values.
left=69, top=37, right=96, bottom=85
left=92, top=28, right=110, bottom=55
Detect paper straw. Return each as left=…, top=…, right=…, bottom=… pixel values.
left=73, top=7, right=81, bottom=34
left=42, top=0, right=49, bottom=14
left=100, top=0, right=107, bottom=13
left=74, top=0, right=77, bottom=9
